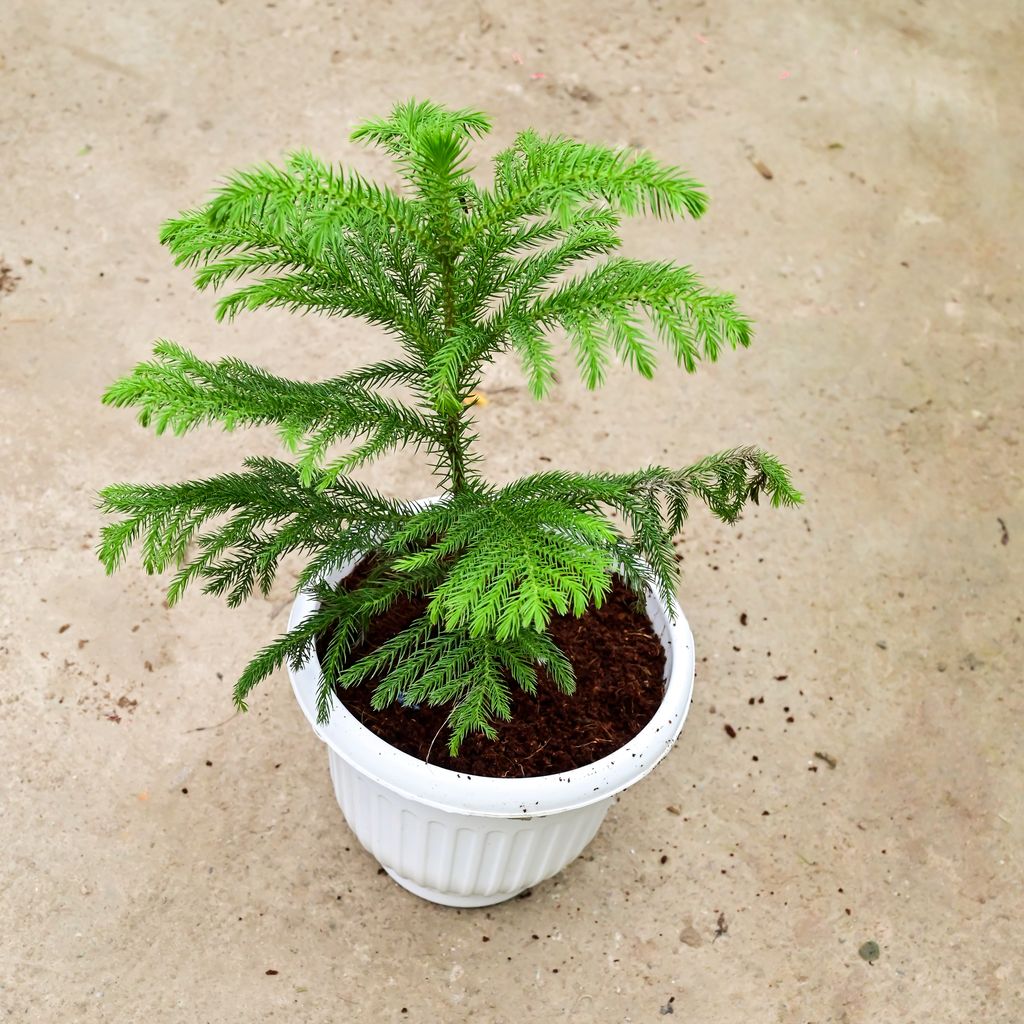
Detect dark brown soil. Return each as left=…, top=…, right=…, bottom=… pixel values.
left=314, top=561, right=667, bottom=778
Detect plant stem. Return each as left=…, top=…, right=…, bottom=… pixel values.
left=436, top=225, right=469, bottom=497
left=443, top=412, right=467, bottom=495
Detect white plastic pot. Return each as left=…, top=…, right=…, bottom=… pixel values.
left=287, top=554, right=695, bottom=907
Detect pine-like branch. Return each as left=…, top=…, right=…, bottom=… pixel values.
left=97, top=458, right=412, bottom=604
left=102, top=341, right=444, bottom=485
left=463, top=131, right=708, bottom=251
left=502, top=448, right=802, bottom=606
left=385, top=488, right=620, bottom=640
left=161, top=158, right=438, bottom=353
left=524, top=258, right=752, bottom=386
left=352, top=99, right=491, bottom=165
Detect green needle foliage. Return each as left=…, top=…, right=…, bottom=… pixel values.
left=98, top=99, right=802, bottom=755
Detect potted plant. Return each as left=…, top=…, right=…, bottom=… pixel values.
left=99, top=100, right=801, bottom=907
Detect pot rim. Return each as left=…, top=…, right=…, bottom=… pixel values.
left=287, top=554, right=695, bottom=819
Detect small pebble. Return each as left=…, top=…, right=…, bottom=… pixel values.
left=858, top=941, right=880, bottom=964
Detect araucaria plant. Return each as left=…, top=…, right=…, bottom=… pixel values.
left=99, top=100, right=801, bottom=755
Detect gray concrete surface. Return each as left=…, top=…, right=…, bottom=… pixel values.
left=2, top=1, right=1022, bottom=1020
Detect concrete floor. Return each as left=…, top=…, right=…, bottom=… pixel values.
left=2, top=0, right=1022, bottom=1020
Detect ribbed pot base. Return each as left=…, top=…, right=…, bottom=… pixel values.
left=327, top=746, right=612, bottom=906
left=383, top=867, right=522, bottom=907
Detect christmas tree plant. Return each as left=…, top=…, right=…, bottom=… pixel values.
left=98, top=100, right=801, bottom=755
